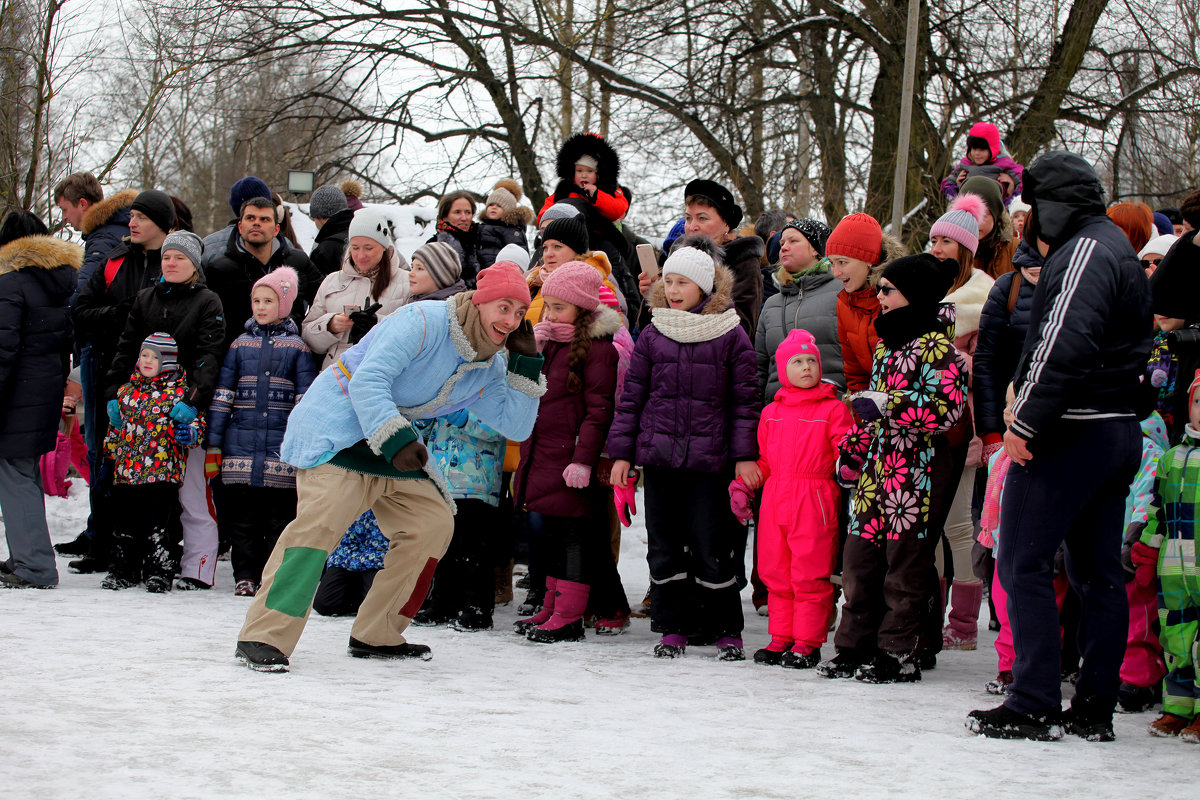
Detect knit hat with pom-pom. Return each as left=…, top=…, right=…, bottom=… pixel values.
left=486, top=179, right=522, bottom=213
left=340, top=178, right=365, bottom=211
left=930, top=193, right=986, bottom=256
left=310, top=184, right=349, bottom=220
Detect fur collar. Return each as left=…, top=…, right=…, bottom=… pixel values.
left=81, top=189, right=137, bottom=235
left=648, top=263, right=734, bottom=314
left=499, top=206, right=534, bottom=227
left=0, top=235, right=83, bottom=275
left=943, top=268, right=994, bottom=338
left=588, top=305, right=622, bottom=339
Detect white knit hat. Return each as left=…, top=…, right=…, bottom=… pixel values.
left=495, top=243, right=530, bottom=272
left=662, top=246, right=715, bottom=295
left=348, top=207, right=396, bottom=248
left=1140, top=233, right=1179, bottom=260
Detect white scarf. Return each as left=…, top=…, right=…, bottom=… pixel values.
left=650, top=307, right=741, bottom=343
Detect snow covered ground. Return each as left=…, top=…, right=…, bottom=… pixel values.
left=2, top=485, right=1193, bottom=798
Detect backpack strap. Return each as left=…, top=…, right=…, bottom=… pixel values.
left=103, top=255, right=125, bottom=288
left=1006, top=270, right=1023, bottom=315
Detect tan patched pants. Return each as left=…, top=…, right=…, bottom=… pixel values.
left=238, top=463, right=454, bottom=657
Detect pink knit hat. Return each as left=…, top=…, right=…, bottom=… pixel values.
left=473, top=261, right=532, bottom=306
left=774, top=329, right=821, bottom=389
left=252, top=266, right=300, bottom=317
left=541, top=260, right=602, bottom=311
left=597, top=284, right=620, bottom=312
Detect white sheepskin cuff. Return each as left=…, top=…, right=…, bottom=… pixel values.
left=367, top=414, right=412, bottom=455
left=509, top=373, right=548, bottom=399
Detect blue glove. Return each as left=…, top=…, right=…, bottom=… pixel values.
left=850, top=390, right=888, bottom=422
left=445, top=409, right=470, bottom=427
left=174, top=423, right=198, bottom=447
left=107, top=399, right=122, bottom=428
left=169, top=401, right=197, bottom=424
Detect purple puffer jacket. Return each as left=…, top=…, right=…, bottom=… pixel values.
left=514, top=306, right=621, bottom=517
left=606, top=264, right=760, bottom=471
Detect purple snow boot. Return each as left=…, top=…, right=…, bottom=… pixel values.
left=943, top=579, right=984, bottom=650
left=513, top=576, right=557, bottom=635
left=527, top=579, right=588, bottom=643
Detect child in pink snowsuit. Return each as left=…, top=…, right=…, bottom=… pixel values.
left=730, top=329, right=853, bottom=668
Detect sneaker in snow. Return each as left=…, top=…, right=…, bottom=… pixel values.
left=144, top=575, right=172, bottom=593
left=101, top=573, right=137, bottom=590
left=174, top=577, right=211, bottom=591
left=985, top=670, right=1014, bottom=695
left=816, top=649, right=865, bottom=679
left=781, top=646, right=821, bottom=670
left=966, top=704, right=1064, bottom=741
left=855, top=651, right=921, bottom=683
left=236, top=641, right=289, bottom=672
left=348, top=636, right=432, bottom=661
left=1148, top=713, right=1191, bottom=737
left=233, top=579, right=259, bottom=597
left=0, top=570, right=56, bottom=589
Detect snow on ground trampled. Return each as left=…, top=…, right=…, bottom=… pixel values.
left=1, top=485, right=1193, bottom=798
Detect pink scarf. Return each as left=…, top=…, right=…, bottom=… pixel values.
left=978, top=450, right=1012, bottom=549
left=534, top=320, right=575, bottom=349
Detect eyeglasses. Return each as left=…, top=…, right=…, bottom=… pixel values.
left=1141, top=258, right=1162, bottom=269
left=877, top=285, right=899, bottom=296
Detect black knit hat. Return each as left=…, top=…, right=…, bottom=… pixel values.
left=1150, top=231, right=1199, bottom=321
left=542, top=215, right=589, bottom=255
left=684, top=179, right=743, bottom=229
left=781, top=218, right=831, bottom=257
left=131, top=190, right=176, bottom=235
left=881, top=253, right=958, bottom=311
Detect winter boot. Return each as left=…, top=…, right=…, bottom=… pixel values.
left=494, top=559, right=514, bottom=606
left=942, top=580, right=984, bottom=650
left=100, top=572, right=137, bottom=590
left=347, top=636, right=432, bottom=661
left=653, top=634, right=687, bottom=658
left=1148, top=713, right=1191, bottom=737
left=528, top=580, right=588, bottom=643
left=816, top=648, right=867, bottom=679
left=236, top=641, right=290, bottom=672
left=144, top=575, right=172, bottom=593
left=855, top=651, right=921, bottom=683
left=630, top=589, right=652, bottom=618
left=594, top=611, right=631, bottom=635
left=54, top=531, right=93, bottom=557
left=514, top=576, right=558, bottom=635
left=174, top=577, right=211, bottom=591
left=234, top=579, right=259, bottom=597
left=985, top=671, right=1014, bottom=695
left=753, top=638, right=793, bottom=666
left=1117, top=682, right=1161, bottom=713
left=1180, top=717, right=1200, bottom=743
left=716, top=636, right=745, bottom=661
left=452, top=606, right=493, bottom=632
left=781, top=645, right=821, bottom=670
left=68, top=555, right=106, bottom=574
left=1063, top=696, right=1115, bottom=742
left=965, top=704, right=1064, bottom=741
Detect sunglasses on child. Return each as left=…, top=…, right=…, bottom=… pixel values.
left=1141, top=258, right=1163, bottom=269
left=877, top=285, right=899, bottom=296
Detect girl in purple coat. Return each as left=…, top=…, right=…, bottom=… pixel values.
left=513, top=261, right=626, bottom=643
left=608, top=235, right=761, bottom=660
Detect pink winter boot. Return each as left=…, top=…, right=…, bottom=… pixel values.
left=513, top=577, right=557, bottom=635
left=528, top=579, right=589, bottom=643
left=942, top=580, right=984, bottom=650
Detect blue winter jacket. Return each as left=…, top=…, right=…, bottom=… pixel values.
left=207, top=318, right=319, bottom=487
left=414, top=413, right=506, bottom=505
left=279, top=295, right=546, bottom=502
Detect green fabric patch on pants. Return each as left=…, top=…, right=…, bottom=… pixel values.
left=265, top=547, right=328, bottom=617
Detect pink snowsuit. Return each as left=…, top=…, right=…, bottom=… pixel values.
left=755, top=330, right=854, bottom=648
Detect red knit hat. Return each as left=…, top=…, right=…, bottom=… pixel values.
left=473, top=261, right=532, bottom=306
left=774, top=329, right=821, bottom=388
left=541, top=260, right=602, bottom=311
left=826, top=213, right=884, bottom=265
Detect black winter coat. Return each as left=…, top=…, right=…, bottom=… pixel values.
left=476, top=208, right=532, bottom=272
left=104, top=272, right=226, bottom=408
left=973, top=242, right=1040, bottom=437
left=0, top=236, right=80, bottom=458
left=309, top=208, right=352, bottom=276
left=204, top=228, right=322, bottom=351
left=1011, top=154, right=1153, bottom=441
left=73, top=240, right=162, bottom=370
left=76, top=188, right=135, bottom=297
left=723, top=235, right=765, bottom=341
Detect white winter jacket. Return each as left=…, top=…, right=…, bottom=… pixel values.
left=302, top=250, right=411, bottom=370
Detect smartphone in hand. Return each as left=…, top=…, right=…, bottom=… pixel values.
left=636, top=243, right=659, bottom=278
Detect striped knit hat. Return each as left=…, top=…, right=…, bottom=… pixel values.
left=140, top=332, right=179, bottom=375
left=410, top=242, right=462, bottom=289
left=930, top=193, right=986, bottom=256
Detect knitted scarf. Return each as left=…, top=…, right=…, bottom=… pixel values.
left=651, top=306, right=740, bottom=343
left=534, top=320, right=575, bottom=348
left=456, top=292, right=503, bottom=362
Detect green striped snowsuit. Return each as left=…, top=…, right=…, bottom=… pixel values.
left=1141, top=433, right=1200, bottom=718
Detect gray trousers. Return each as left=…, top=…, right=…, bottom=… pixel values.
left=0, top=457, right=58, bottom=586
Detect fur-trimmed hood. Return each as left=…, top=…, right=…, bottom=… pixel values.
left=81, top=188, right=137, bottom=236
left=870, top=232, right=907, bottom=287
left=0, top=235, right=83, bottom=275
left=585, top=304, right=622, bottom=339
left=943, top=268, right=994, bottom=338
left=649, top=263, right=734, bottom=314
left=500, top=205, right=535, bottom=227
left=556, top=133, right=621, bottom=193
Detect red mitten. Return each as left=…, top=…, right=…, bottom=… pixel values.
left=204, top=448, right=221, bottom=480
left=1130, top=542, right=1159, bottom=589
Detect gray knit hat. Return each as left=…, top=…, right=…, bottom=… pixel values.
left=540, top=202, right=583, bottom=224
left=410, top=241, right=462, bottom=289
left=309, top=184, right=348, bottom=219
left=161, top=231, right=203, bottom=270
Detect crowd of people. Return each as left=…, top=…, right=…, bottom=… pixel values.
left=2, top=124, right=1200, bottom=745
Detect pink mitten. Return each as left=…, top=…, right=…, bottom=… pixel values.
left=614, top=481, right=638, bottom=527
left=836, top=453, right=864, bottom=489
left=563, top=463, right=591, bottom=489
left=1130, top=542, right=1159, bottom=590
left=728, top=478, right=754, bottom=524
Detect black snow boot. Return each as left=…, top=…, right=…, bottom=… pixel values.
left=236, top=641, right=289, bottom=672
left=54, top=531, right=93, bottom=557
left=1117, top=682, right=1161, bottom=714
left=854, top=651, right=921, bottom=683
left=781, top=646, right=821, bottom=670
left=815, top=648, right=866, bottom=679
left=348, top=636, right=432, bottom=661
left=1064, top=696, right=1116, bottom=742
left=452, top=606, right=494, bottom=632
left=966, top=704, right=1064, bottom=741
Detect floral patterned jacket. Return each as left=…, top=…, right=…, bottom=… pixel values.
left=839, top=318, right=966, bottom=541
left=104, top=368, right=205, bottom=486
